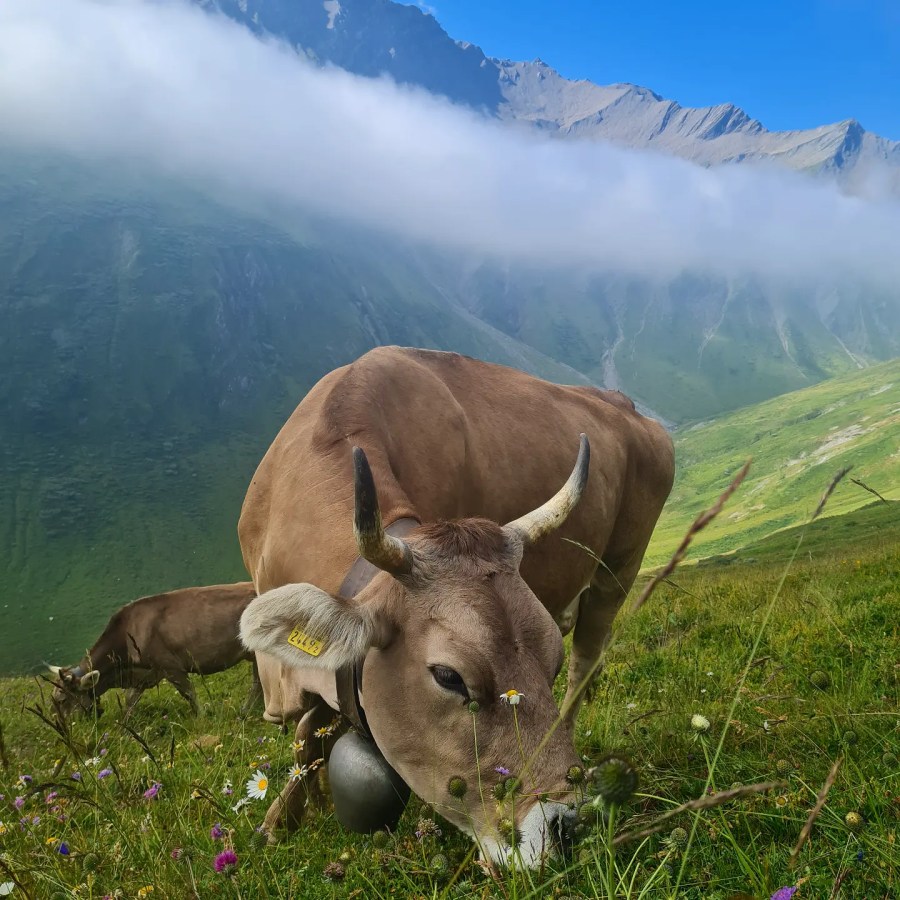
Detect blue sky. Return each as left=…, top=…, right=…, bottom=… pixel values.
left=415, top=0, right=900, bottom=140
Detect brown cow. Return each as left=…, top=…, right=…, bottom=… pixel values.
left=238, top=347, right=674, bottom=867
left=49, top=582, right=260, bottom=720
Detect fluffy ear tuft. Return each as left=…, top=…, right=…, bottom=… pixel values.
left=240, top=583, right=380, bottom=671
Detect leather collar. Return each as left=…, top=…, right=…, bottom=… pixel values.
left=334, top=517, right=419, bottom=740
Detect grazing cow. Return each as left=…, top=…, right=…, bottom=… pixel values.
left=49, top=582, right=260, bottom=719
left=238, top=347, right=674, bottom=867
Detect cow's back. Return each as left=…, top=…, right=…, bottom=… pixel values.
left=239, top=347, right=674, bottom=618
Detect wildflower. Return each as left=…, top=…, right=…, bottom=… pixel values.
left=246, top=770, right=269, bottom=800
left=71, top=772, right=82, bottom=782
left=171, top=848, right=183, bottom=860
left=213, top=850, right=238, bottom=874
left=845, top=811, right=864, bottom=832
left=322, top=861, right=345, bottom=881
left=690, top=714, right=710, bottom=733
left=0, top=884, right=14, bottom=896
left=590, top=754, right=639, bottom=806
left=447, top=776, right=467, bottom=798
left=414, top=817, right=441, bottom=840
left=221, top=779, right=233, bottom=796
left=58, top=842, right=70, bottom=856
left=289, top=765, right=304, bottom=781
left=313, top=726, right=335, bottom=739
left=136, top=887, right=154, bottom=897
left=494, top=766, right=510, bottom=777
left=210, top=823, right=225, bottom=840
left=46, top=836, right=59, bottom=845
left=30, top=816, right=40, bottom=826
left=86, top=757, right=101, bottom=768
left=770, top=889, right=798, bottom=900
left=0, top=822, right=7, bottom=836
left=97, top=769, right=113, bottom=780
left=291, top=740, right=306, bottom=752
left=500, top=689, right=523, bottom=706
left=143, top=783, right=160, bottom=800
left=231, top=797, right=251, bottom=813
left=15, top=776, right=31, bottom=788
left=13, top=798, right=24, bottom=811
left=45, top=792, right=58, bottom=804
left=190, top=790, right=202, bottom=800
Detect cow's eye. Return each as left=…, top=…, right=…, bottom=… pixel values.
left=430, top=665, right=469, bottom=698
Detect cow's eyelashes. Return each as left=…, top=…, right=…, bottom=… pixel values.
left=430, top=665, right=469, bottom=698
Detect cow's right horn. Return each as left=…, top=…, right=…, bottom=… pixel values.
left=47, top=664, right=63, bottom=676
left=504, top=434, right=591, bottom=546
left=353, top=447, right=414, bottom=577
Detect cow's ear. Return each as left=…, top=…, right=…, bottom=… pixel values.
left=239, top=583, right=386, bottom=671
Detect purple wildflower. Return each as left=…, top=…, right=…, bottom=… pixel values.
left=214, top=849, right=238, bottom=873
left=71, top=772, right=82, bottom=782
left=210, top=823, right=225, bottom=840
left=770, top=889, right=798, bottom=900
left=171, top=847, right=184, bottom=860
left=100, top=748, right=108, bottom=757
left=58, top=842, right=70, bottom=856
left=13, top=797, right=24, bottom=810
left=45, top=792, right=58, bottom=804
left=143, top=782, right=160, bottom=800
left=31, top=816, right=40, bottom=826
left=18, top=775, right=32, bottom=785
left=494, top=766, right=510, bottom=777
left=97, top=768, right=113, bottom=780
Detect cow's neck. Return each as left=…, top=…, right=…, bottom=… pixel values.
left=334, top=517, right=419, bottom=740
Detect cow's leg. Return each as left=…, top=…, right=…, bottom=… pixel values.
left=262, top=700, right=344, bottom=840
left=167, top=674, right=199, bottom=715
left=239, top=658, right=264, bottom=718
left=123, top=688, right=144, bottom=717
left=560, top=555, right=643, bottom=726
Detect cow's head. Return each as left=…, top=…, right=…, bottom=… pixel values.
left=241, top=436, right=590, bottom=867
left=48, top=665, right=102, bottom=720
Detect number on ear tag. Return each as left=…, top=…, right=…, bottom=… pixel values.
left=287, top=627, right=325, bottom=657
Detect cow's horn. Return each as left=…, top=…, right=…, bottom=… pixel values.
left=504, top=434, right=590, bottom=546
left=353, top=447, right=414, bottom=576
left=47, top=664, right=63, bottom=676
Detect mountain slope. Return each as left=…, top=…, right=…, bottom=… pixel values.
left=645, top=357, right=900, bottom=565
left=202, top=0, right=900, bottom=182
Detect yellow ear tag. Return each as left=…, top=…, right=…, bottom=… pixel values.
left=287, top=627, right=325, bottom=657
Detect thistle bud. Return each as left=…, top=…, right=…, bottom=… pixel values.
left=845, top=811, right=864, bottom=832
left=590, top=754, right=639, bottom=806
left=447, top=776, right=467, bottom=799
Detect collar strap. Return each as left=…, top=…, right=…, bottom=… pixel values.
left=335, top=517, right=419, bottom=740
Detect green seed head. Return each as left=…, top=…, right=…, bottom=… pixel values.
left=371, top=830, right=390, bottom=849
left=668, top=826, right=688, bottom=847
left=775, top=759, right=792, bottom=776
left=882, top=752, right=898, bottom=768
left=845, top=811, right=864, bottom=832
left=467, top=700, right=480, bottom=714
left=810, top=670, right=830, bottom=690
left=492, top=782, right=507, bottom=801
left=429, top=853, right=449, bottom=874
left=591, top=754, right=639, bottom=806
left=842, top=730, right=858, bottom=745
left=566, top=765, right=585, bottom=785
left=249, top=829, right=269, bottom=851
left=497, top=817, right=520, bottom=846
left=503, top=776, right=521, bottom=796
left=81, top=852, right=100, bottom=872
left=447, top=776, right=467, bottom=799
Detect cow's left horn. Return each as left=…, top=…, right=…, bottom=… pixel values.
left=504, top=434, right=590, bottom=546
left=353, top=447, right=414, bottom=576
left=47, top=664, right=63, bottom=676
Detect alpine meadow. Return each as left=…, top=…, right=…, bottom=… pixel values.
left=0, top=2, right=897, bottom=899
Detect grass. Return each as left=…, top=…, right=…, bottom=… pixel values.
left=1, top=502, right=897, bottom=898
left=646, top=357, right=900, bottom=566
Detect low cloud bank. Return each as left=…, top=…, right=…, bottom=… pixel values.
left=1, top=0, right=899, bottom=286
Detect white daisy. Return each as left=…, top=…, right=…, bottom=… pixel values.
left=499, top=689, right=524, bottom=706
left=85, top=756, right=102, bottom=767
left=231, top=797, right=251, bottom=814
left=246, top=769, right=269, bottom=800
left=289, top=765, right=304, bottom=781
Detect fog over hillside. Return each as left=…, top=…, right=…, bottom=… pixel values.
left=2, top=0, right=900, bottom=290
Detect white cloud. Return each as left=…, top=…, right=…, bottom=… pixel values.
left=1, top=0, right=899, bottom=288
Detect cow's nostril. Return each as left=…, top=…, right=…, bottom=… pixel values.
left=554, top=808, right=582, bottom=853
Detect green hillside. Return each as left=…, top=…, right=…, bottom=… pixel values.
left=646, top=358, right=900, bottom=566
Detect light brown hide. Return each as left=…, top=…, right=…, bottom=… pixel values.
left=238, top=348, right=673, bottom=859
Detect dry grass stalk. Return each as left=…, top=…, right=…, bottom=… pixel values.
left=612, top=779, right=783, bottom=847
left=789, top=756, right=842, bottom=868
left=811, top=466, right=852, bottom=521
left=850, top=477, right=887, bottom=504
left=629, top=459, right=751, bottom=616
